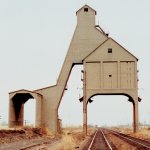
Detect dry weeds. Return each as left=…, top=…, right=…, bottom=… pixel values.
left=131, top=126, right=150, bottom=140
left=61, top=132, right=76, bottom=150
left=112, top=126, right=150, bottom=140
left=47, top=126, right=95, bottom=150
left=58, top=127, right=83, bottom=150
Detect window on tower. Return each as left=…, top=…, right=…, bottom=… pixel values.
left=84, top=8, right=88, bottom=12
left=108, top=48, right=112, bottom=53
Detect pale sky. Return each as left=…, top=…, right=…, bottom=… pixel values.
left=0, top=0, right=150, bottom=127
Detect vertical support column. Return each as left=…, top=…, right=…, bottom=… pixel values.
left=83, top=97, right=87, bottom=137
left=9, top=95, right=24, bottom=128
left=36, top=97, right=42, bottom=127
left=133, top=99, right=139, bottom=132
left=83, top=67, right=87, bottom=137
left=46, top=105, right=58, bottom=134
left=9, top=98, right=16, bottom=127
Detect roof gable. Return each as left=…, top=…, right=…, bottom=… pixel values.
left=76, top=4, right=97, bottom=15
left=83, top=38, right=138, bottom=61
left=9, top=89, right=42, bottom=96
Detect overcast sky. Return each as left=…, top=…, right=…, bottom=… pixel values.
left=0, top=0, right=150, bottom=127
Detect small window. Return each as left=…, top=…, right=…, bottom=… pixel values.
left=109, top=75, right=112, bottom=77
left=84, top=8, right=88, bottom=12
left=108, top=48, right=112, bottom=53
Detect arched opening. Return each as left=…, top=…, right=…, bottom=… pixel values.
left=58, top=65, right=83, bottom=127
left=87, top=95, right=133, bottom=128
left=24, top=98, right=36, bottom=127
left=10, top=92, right=42, bottom=128
left=12, top=93, right=34, bottom=126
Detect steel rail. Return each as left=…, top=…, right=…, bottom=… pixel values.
left=88, top=129, right=98, bottom=150
left=109, top=129, right=150, bottom=149
left=100, top=128, right=113, bottom=150
left=20, top=139, right=58, bottom=150
left=88, top=128, right=113, bottom=150
left=20, top=143, right=43, bottom=150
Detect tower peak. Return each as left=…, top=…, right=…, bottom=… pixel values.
left=76, top=4, right=97, bottom=15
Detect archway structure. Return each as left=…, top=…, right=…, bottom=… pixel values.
left=9, top=5, right=139, bottom=135
left=87, top=95, right=133, bottom=126
left=82, top=37, right=139, bottom=136
left=9, top=89, right=42, bottom=128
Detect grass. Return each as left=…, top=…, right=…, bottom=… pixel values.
left=131, top=126, right=150, bottom=140
left=61, top=132, right=76, bottom=150
left=59, top=126, right=82, bottom=149
left=112, top=126, right=150, bottom=140
left=49, top=126, right=95, bottom=150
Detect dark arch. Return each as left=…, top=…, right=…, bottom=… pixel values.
left=12, top=93, right=34, bottom=123
left=87, top=93, right=134, bottom=104
left=9, top=90, right=42, bottom=128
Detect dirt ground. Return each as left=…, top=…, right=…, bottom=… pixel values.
left=1, top=126, right=149, bottom=150
left=0, top=127, right=59, bottom=149
left=0, top=126, right=95, bottom=150
left=0, top=127, right=43, bottom=144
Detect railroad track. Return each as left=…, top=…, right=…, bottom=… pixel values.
left=0, top=137, right=58, bottom=150
left=86, top=128, right=116, bottom=150
left=22, top=128, right=150, bottom=150
left=104, top=128, right=150, bottom=150
left=20, top=139, right=59, bottom=150
left=83, top=128, right=150, bottom=150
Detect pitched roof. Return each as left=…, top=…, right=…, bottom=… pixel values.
left=110, top=38, right=138, bottom=61
left=76, top=4, right=97, bottom=15
left=83, top=38, right=138, bottom=61
left=9, top=89, right=42, bottom=97
left=82, top=39, right=109, bottom=61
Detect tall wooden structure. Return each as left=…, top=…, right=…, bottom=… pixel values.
left=9, top=5, right=139, bottom=136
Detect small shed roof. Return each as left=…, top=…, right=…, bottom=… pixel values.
left=9, top=89, right=42, bottom=97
